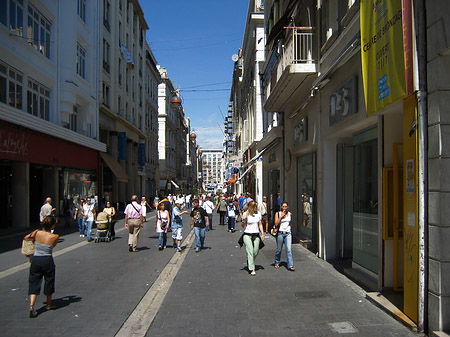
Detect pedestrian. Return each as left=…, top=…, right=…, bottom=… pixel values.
left=302, top=194, right=312, bottom=227
left=233, top=196, right=241, bottom=222
left=241, top=200, right=265, bottom=276
left=81, top=197, right=96, bottom=242
left=217, top=196, right=228, bottom=225
left=155, top=202, right=170, bottom=250
left=103, top=201, right=116, bottom=240
left=172, top=199, right=188, bottom=252
left=227, top=198, right=237, bottom=233
left=27, top=216, right=59, bottom=318
left=274, top=201, right=295, bottom=271
left=124, top=195, right=144, bottom=252
left=39, top=197, right=56, bottom=223
left=259, top=196, right=269, bottom=233
left=141, top=196, right=152, bottom=221
left=202, top=196, right=215, bottom=231
left=190, top=198, right=210, bottom=252
left=73, top=198, right=85, bottom=237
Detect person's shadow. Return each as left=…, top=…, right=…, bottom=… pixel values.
left=35, top=295, right=82, bottom=317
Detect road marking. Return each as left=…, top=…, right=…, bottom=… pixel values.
left=0, top=215, right=156, bottom=280
left=115, top=229, right=195, bottom=337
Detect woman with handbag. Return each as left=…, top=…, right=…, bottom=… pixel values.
left=155, top=202, right=170, bottom=250
left=241, top=200, right=265, bottom=276
left=274, top=201, right=295, bottom=271
left=26, top=216, right=59, bottom=318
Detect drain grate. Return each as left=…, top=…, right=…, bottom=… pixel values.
left=294, top=291, right=331, bottom=299
left=328, top=321, right=359, bottom=334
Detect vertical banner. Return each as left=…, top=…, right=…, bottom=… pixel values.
left=361, top=0, right=407, bottom=116
left=402, top=0, right=414, bottom=95
left=403, top=94, right=418, bottom=323
left=138, top=143, right=146, bottom=166
left=118, top=132, right=126, bottom=161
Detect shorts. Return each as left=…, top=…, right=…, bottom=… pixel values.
left=262, top=214, right=268, bottom=221
left=172, top=227, right=183, bottom=241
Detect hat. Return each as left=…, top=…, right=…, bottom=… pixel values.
left=175, top=199, right=183, bottom=205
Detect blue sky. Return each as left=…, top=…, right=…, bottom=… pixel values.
left=141, top=1, right=249, bottom=150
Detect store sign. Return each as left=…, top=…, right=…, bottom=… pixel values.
left=329, top=76, right=358, bottom=126
left=294, top=117, right=308, bottom=143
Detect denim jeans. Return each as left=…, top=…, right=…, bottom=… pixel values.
left=274, top=232, right=294, bottom=268
left=243, top=234, right=260, bottom=272
left=228, top=217, right=235, bottom=231
left=158, top=232, right=167, bottom=247
left=193, top=226, right=206, bottom=249
left=77, top=218, right=85, bottom=235
left=206, top=214, right=213, bottom=231
left=85, top=220, right=93, bottom=239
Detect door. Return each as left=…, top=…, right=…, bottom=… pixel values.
left=337, top=144, right=353, bottom=258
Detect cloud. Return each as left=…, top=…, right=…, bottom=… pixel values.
left=193, top=125, right=224, bottom=149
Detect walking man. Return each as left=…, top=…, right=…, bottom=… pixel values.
left=82, top=197, right=96, bottom=242
left=39, top=197, right=56, bottom=223
left=190, top=198, right=210, bottom=252
left=124, top=195, right=144, bottom=252
left=202, top=196, right=215, bottom=231
left=172, top=199, right=188, bottom=252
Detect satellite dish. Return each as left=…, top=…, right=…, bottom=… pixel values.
left=231, top=54, right=239, bottom=62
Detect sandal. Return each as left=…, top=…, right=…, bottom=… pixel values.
left=288, top=267, right=295, bottom=271
left=274, top=264, right=280, bottom=269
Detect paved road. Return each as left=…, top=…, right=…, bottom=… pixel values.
left=0, top=212, right=423, bottom=337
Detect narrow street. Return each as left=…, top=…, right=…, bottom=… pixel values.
left=1, top=212, right=423, bottom=337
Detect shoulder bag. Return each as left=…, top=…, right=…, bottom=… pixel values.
left=22, top=230, right=38, bottom=256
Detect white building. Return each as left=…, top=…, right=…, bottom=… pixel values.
left=0, top=0, right=105, bottom=227
left=201, top=149, right=223, bottom=192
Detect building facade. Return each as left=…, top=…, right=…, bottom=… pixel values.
left=231, top=0, right=449, bottom=333
left=0, top=0, right=105, bottom=228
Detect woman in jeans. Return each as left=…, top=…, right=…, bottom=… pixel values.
left=74, top=198, right=85, bottom=237
left=155, top=202, right=170, bottom=250
left=274, top=201, right=295, bottom=271
left=242, top=201, right=265, bottom=276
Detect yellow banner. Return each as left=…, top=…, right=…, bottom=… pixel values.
left=361, top=0, right=407, bottom=116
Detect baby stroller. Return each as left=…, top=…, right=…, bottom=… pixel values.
left=95, top=212, right=111, bottom=242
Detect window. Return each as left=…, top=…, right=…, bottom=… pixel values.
left=138, top=84, right=142, bottom=106
left=118, top=59, right=122, bottom=85
left=70, top=105, right=78, bottom=131
left=77, top=43, right=86, bottom=79
left=27, top=5, right=51, bottom=59
left=77, top=0, right=86, bottom=23
left=118, top=96, right=122, bottom=116
left=119, top=0, right=122, bottom=12
left=118, top=21, right=122, bottom=44
left=103, top=0, right=110, bottom=31
left=1, top=0, right=24, bottom=37
left=126, top=68, right=129, bottom=92
left=27, top=78, right=50, bottom=120
left=102, top=83, right=109, bottom=107
left=103, top=39, right=110, bottom=73
left=0, top=62, right=23, bottom=110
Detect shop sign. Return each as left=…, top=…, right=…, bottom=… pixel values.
left=329, top=76, right=358, bottom=126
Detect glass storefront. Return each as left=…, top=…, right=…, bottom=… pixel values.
left=353, top=128, right=378, bottom=274
left=297, top=152, right=317, bottom=252
left=60, top=169, right=97, bottom=216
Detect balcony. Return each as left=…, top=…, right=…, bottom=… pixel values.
left=264, top=27, right=317, bottom=112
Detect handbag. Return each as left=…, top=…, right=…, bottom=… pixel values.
left=22, top=231, right=37, bottom=256
left=158, top=211, right=168, bottom=229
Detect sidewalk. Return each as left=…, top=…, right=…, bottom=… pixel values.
left=145, top=216, right=423, bottom=337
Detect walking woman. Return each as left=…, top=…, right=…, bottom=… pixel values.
left=274, top=201, right=295, bottom=271
left=218, top=196, right=228, bottom=225
left=103, top=201, right=116, bottom=240
left=155, top=202, right=170, bottom=250
left=242, top=200, right=265, bottom=276
left=259, top=196, right=269, bottom=233
left=27, top=216, right=59, bottom=318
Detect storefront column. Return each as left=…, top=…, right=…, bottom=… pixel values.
left=11, top=162, right=29, bottom=228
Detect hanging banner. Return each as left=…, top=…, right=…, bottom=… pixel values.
left=361, top=0, right=407, bottom=116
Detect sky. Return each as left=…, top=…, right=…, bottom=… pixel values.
left=141, top=1, right=249, bottom=150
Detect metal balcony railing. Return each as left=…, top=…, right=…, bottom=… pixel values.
left=283, top=27, right=315, bottom=66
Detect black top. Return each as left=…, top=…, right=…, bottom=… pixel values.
left=190, top=207, right=207, bottom=228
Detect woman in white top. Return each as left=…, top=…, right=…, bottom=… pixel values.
left=242, top=200, right=265, bottom=276
left=155, top=202, right=170, bottom=250
left=274, top=201, right=295, bottom=271
left=141, top=196, right=151, bottom=221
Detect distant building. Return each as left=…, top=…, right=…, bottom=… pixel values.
left=201, top=149, right=223, bottom=192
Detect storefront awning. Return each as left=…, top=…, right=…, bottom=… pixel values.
left=170, top=180, right=180, bottom=189
left=100, top=153, right=129, bottom=182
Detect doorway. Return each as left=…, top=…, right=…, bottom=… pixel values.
left=337, top=144, right=353, bottom=258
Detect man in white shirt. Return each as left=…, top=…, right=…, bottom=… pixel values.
left=39, top=197, right=56, bottom=223
left=202, top=196, right=215, bottom=231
